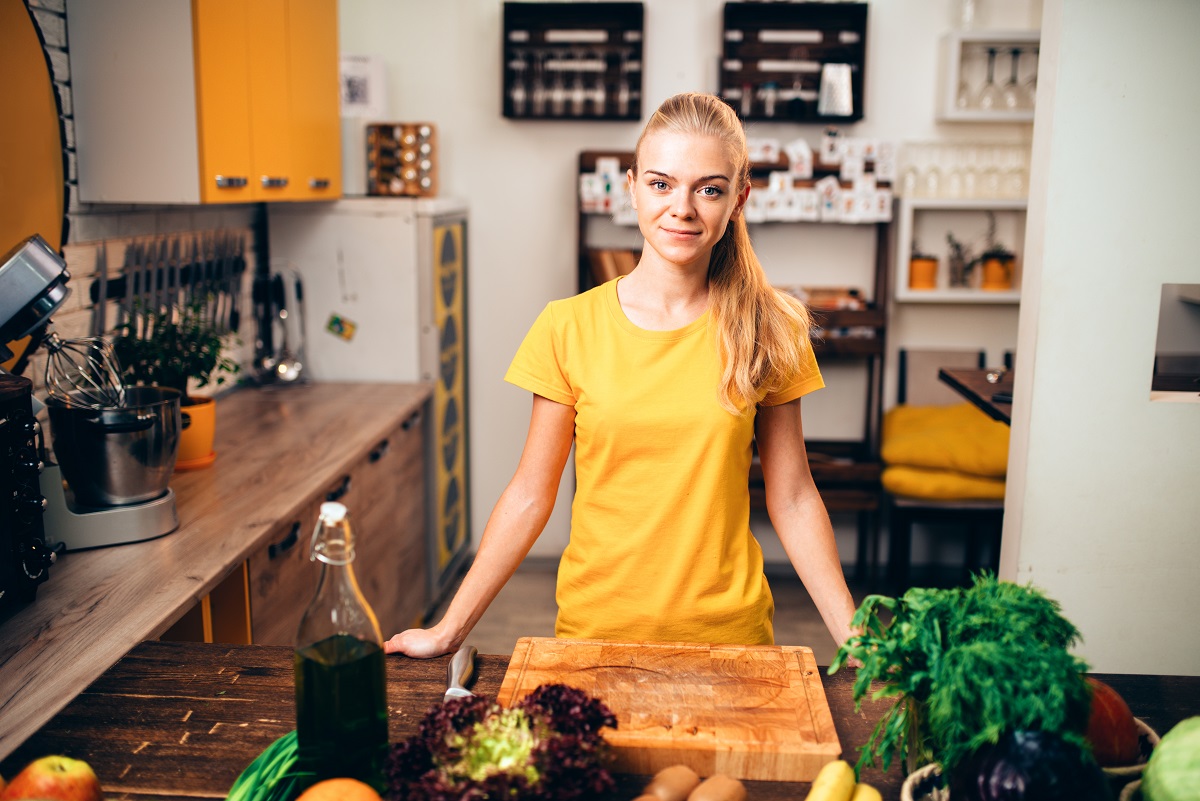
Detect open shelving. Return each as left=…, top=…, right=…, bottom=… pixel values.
left=938, top=29, right=1040, bottom=123
left=894, top=197, right=1027, bottom=304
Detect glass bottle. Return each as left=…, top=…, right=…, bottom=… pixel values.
left=294, top=502, right=388, bottom=789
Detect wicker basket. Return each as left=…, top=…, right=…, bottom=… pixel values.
left=1103, top=718, right=1160, bottom=780
left=1118, top=779, right=1143, bottom=801
left=901, top=763, right=949, bottom=801
left=901, top=719, right=1157, bottom=801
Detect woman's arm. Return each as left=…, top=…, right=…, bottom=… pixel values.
left=756, top=397, right=858, bottom=649
left=385, top=394, right=576, bottom=657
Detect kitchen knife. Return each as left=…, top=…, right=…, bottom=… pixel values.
left=444, top=644, right=477, bottom=702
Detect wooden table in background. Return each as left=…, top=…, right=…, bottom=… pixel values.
left=3, top=641, right=1198, bottom=801
left=939, top=367, right=1014, bottom=424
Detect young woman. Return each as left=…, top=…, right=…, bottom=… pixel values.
left=386, top=92, right=856, bottom=656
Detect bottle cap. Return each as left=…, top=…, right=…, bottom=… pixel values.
left=319, top=501, right=347, bottom=522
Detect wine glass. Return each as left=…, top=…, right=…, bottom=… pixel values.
left=1001, top=48, right=1026, bottom=111
left=1022, top=47, right=1040, bottom=109
left=975, top=48, right=1001, bottom=110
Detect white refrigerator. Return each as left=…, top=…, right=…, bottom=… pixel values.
left=267, top=198, right=470, bottom=617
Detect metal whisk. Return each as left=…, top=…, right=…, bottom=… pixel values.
left=42, top=330, right=127, bottom=409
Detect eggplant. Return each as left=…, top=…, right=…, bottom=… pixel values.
left=949, top=729, right=1113, bottom=801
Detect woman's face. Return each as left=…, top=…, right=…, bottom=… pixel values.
left=627, top=130, right=748, bottom=273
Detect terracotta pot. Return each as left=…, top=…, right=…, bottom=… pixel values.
left=176, top=395, right=216, bottom=470
left=909, top=257, right=938, bottom=290
left=981, top=255, right=1015, bottom=291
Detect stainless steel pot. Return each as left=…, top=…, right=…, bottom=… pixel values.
left=46, top=386, right=181, bottom=507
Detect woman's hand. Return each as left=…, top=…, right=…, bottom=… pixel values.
left=384, top=627, right=456, bottom=659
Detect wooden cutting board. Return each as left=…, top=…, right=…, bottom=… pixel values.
left=496, top=637, right=841, bottom=782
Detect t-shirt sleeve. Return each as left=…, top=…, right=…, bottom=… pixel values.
left=504, top=302, right=577, bottom=406
left=760, top=343, right=825, bottom=406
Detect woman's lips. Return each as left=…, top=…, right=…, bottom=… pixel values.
left=661, top=227, right=700, bottom=238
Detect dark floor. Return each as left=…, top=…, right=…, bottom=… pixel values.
left=427, top=558, right=878, bottom=666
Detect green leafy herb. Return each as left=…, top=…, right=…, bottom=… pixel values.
left=829, top=574, right=1092, bottom=778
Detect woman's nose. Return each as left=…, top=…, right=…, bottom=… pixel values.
left=670, top=190, right=695, bottom=218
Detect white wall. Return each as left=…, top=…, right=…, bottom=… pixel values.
left=338, top=0, right=1040, bottom=560
left=1004, top=0, right=1200, bottom=674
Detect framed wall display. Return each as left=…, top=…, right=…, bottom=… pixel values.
left=502, top=2, right=644, bottom=121
left=720, top=1, right=868, bottom=123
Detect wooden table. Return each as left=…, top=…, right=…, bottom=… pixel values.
left=3, top=642, right=1198, bottom=801
left=0, top=382, right=431, bottom=761
left=938, top=367, right=1014, bottom=424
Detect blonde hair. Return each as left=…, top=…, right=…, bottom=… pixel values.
left=633, top=92, right=813, bottom=414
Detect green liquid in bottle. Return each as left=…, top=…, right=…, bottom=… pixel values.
left=294, top=633, right=388, bottom=788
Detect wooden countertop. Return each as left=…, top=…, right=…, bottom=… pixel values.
left=0, top=382, right=432, bottom=761
left=4, top=641, right=1198, bottom=801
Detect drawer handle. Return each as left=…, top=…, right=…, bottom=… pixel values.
left=268, top=522, right=301, bottom=559
left=401, top=410, right=422, bottom=431
left=309, top=178, right=330, bottom=190
left=261, top=176, right=289, bottom=189
left=214, top=175, right=248, bottom=188
left=369, top=439, right=390, bottom=463
left=326, top=475, right=352, bottom=502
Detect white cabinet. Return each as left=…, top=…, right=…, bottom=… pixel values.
left=937, top=29, right=1040, bottom=123
left=894, top=197, right=1026, bottom=303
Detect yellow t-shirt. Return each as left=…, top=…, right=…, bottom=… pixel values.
left=504, top=278, right=824, bottom=645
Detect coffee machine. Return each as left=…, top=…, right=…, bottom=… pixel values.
left=0, top=235, right=70, bottom=609
left=1, top=235, right=179, bottom=574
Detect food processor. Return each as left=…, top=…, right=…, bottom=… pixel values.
left=1, top=234, right=180, bottom=555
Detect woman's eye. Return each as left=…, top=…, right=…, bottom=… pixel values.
left=700, top=186, right=724, bottom=197
left=650, top=180, right=669, bottom=191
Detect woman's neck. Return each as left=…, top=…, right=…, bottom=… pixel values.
left=616, top=258, right=709, bottom=331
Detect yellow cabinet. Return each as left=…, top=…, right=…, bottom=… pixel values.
left=67, top=0, right=340, bottom=204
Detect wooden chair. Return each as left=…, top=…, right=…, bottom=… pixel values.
left=884, top=348, right=1005, bottom=592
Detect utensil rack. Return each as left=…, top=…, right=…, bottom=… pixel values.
left=502, top=2, right=644, bottom=121
left=720, top=1, right=868, bottom=123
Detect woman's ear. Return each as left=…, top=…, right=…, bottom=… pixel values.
left=732, top=184, right=751, bottom=218
left=626, top=168, right=637, bottom=210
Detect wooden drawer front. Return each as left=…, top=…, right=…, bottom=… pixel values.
left=327, top=407, right=428, bottom=634
left=247, top=501, right=323, bottom=646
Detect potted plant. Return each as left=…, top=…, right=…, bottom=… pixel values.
left=976, top=213, right=1016, bottom=291
left=112, top=299, right=240, bottom=469
left=909, top=240, right=939, bottom=290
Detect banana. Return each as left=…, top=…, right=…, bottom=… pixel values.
left=849, top=783, right=883, bottom=801
left=804, top=760, right=856, bottom=801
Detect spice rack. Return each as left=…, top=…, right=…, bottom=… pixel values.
left=366, top=123, right=438, bottom=197
left=719, top=1, right=868, bottom=123
left=502, top=2, right=644, bottom=121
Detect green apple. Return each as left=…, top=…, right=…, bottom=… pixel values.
left=0, top=755, right=102, bottom=801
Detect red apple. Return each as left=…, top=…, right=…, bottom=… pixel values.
left=1085, top=677, right=1141, bottom=766
left=0, top=755, right=102, bottom=801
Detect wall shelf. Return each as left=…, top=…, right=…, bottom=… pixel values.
left=719, top=1, right=868, bottom=123
left=938, top=29, right=1040, bottom=123
left=502, top=2, right=644, bottom=121
left=894, top=197, right=1027, bottom=304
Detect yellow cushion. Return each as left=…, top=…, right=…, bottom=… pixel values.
left=881, top=402, right=1010, bottom=479
left=882, top=465, right=1007, bottom=501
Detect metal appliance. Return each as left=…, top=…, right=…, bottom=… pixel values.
left=1, top=234, right=180, bottom=563
left=267, top=198, right=471, bottom=616
left=0, top=234, right=70, bottom=609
